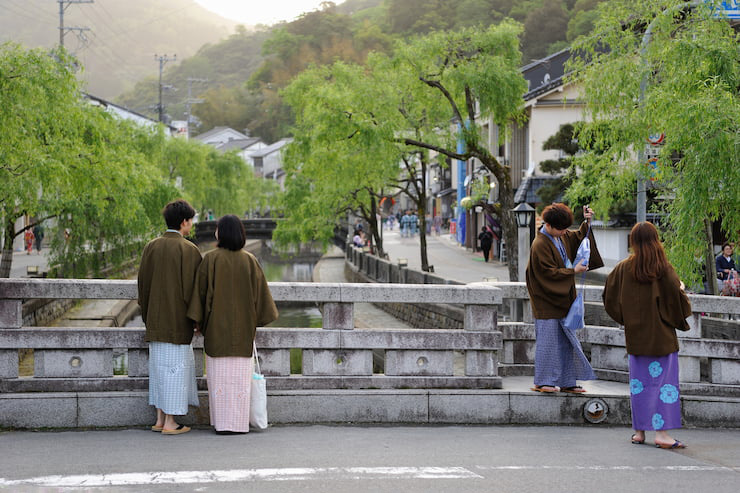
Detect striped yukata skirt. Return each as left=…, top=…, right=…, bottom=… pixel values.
left=148, top=342, right=199, bottom=416
left=206, top=355, right=254, bottom=433
left=629, top=352, right=682, bottom=431
left=534, top=318, right=596, bottom=388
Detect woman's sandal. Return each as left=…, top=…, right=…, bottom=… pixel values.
left=560, top=386, right=587, bottom=394
left=656, top=440, right=686, bottom=449
left=530, top=385, right=558, bottom=393
left=631, top=434, right=645, bottom=445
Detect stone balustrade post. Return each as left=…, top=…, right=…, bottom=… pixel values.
left=464, top=303, right=498, bottom=376
left=0, top=299, right=21, bottom=378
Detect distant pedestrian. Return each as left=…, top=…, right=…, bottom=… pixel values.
left=478, top=227, right=493, bottom=262
left=24, top=229, right=34, bottom=255
left=138, top=199, right=202, bottom=435
left=526, top=203, right=603, bottom=394
left=603, top=222, right=691, bottom=449
left=400, top=211, right=412, bottom=238
left=33, top=224, right=44, bottom=253
left=188, top=215, right=278, bottom=434
left=715, top=243, right=736, bottom=293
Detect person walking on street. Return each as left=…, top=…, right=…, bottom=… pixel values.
left=33, top=224, right=44, bottom=253
left=188, top=215, right=278, bottom=434
left=400, top=211, right=411, bottom=238
left=24, top=228, right=34, bottom=255
left=526, top=203, right=603, bottom=394
left=602, top=221, right=692, bottom=449
left=478, top=227, right=493, bottom=262
left=138, top=199, right=202, bottom=435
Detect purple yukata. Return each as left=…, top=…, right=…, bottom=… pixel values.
left=629, top=352, right=681, bottom=431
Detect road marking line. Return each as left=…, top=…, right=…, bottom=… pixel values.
left=475, top=465, right=740, bottom=472
left=0, top=467, right=482, bottom=487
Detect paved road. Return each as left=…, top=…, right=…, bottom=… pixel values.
left=9, top=248, right=49, bottom=278
left=1, top=425, right=738, bottom=492
left=379, top=229, right=510, bottom=283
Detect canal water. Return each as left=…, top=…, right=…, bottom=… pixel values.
left=117, top=240, right=324, bottom=373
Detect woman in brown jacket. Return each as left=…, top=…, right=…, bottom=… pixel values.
left=525, top=203, right=603, bottom=394
left=603, top=222, right=692, bottom=449
left=188, top=215, right=279, bottom=433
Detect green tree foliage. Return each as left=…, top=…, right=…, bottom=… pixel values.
left=0, top=43, right=165, bottom=277
left=280, top=23, right=529, bottom=277
left=567, top=0, right=740, bottom=289
left=535, top=123, right=577, bottom=208
left=278, top=61, right=401, bottom=257
left=0, top=44, right=274, bottom=278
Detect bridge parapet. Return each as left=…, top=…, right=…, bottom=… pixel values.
left=345, top=246, right=740, bottom=395
left=0, top=279, right=502, bottom=395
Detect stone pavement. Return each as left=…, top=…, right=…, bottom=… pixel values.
left=1, top=425, right=738, bottom=492
left=9, top=248, right=49, bottom=278
left=376, top=228, right=510, bottom=283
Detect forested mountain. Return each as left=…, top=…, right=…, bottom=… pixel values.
left=114, top=0, right=604, bottom=142
left=0, top=0, right=237, bottom=98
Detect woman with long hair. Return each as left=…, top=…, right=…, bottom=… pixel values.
left=526, top=203, right=603, bottom=394
left=603, top=221, right=692, bottom=449
left=188, top=215, right=278, bottom=433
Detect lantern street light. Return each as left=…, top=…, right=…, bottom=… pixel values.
left=512, top=202, right=536, bottom=245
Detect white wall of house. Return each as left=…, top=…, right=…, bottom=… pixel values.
left=592, top=226, right=631, bottom=270
left=196, top=128, right=249, bottom=146
left=526, top=84, right=585, bottom=175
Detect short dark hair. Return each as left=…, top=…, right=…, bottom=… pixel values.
left=722, top=242, right=733, bottom=251
left=162, top=199, right=196, bottom=230
left=217, top=214, right=246, bottom=251
left=542, top=203, right=573, bottom=230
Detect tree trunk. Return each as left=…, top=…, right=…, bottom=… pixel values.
left=478, top=153, right=518, bottom=282
left=368, top=195, right=384, bottom=258
left=418, top=201, right=430, bottom=272
left=704, top=218, right=719, bottom=295
left=1, top=217, right=17, bottom=278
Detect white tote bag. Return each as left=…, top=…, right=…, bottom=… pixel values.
left=250, top=342, right=268, bottom=430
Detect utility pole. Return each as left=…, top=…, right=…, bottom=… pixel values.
left=58, top=0, right=93, bottom=48
left=184, top=77, right=207, bottom=135
left=154, top=54, right=176, bottom=123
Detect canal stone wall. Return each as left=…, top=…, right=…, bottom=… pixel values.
left=0, top=278, right=738, bottom=429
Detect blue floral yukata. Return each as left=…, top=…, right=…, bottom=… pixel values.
left=628, top=351, right=681, bottom=431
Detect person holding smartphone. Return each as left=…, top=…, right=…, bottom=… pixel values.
left=525, top=203, right=604, bottom=393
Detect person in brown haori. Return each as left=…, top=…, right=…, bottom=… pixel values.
left=138, top=199, right=202, bottom=435
left=188, top=214, right=278, bottom=434
left=526, top=203, right=603, bottom=394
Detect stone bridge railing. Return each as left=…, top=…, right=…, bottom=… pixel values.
left=1, top=278, right=738, bottom=428
left=345, top=247, right=740, bottom=397
left=0, top=279, right=502, bottom=395
left=494, top=283, right=740, bottom=397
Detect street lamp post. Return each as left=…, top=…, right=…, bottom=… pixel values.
left=512, top=202, right=536, bottom=245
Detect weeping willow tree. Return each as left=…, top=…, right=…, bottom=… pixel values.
left=567, top=0, right=740, bottom=291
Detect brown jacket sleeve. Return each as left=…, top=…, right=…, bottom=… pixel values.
left=602, top=262, right=624, bottom=325
left=658, top=266, right=692, bottom=332
left=563, top=222, right=604, bottom=271
left=251, top=256, right=279, bottom=327
left=187, top=256, right=207, bottom=330
left=137, top=240, right=154, bottom=325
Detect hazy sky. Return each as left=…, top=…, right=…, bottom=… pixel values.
left=194, top=0, right=328, bottom=26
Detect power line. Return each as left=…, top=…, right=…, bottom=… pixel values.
left=154, top=54, right=177, bottom=122
left=58, top=0, right=94, bottom=48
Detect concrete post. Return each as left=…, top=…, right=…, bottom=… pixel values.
left=322, top=302, right=354, bottom=330
left=517, top=227, right=530, bottom=284
left=464, top=303, right=498, bottom=376
left=0, top=300, right=22, bottom=329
